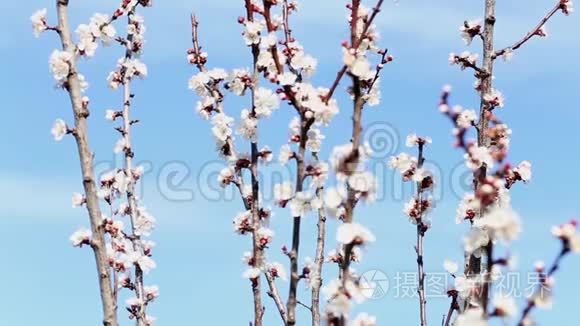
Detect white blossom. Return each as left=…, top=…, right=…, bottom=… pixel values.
left=188, top=72, right=211, bottom=97
left=457, top=109, right=477, bottom=129
left=233, top=211, right=252, bottom=234
left=306, top=128, right=325, bottom=152
left=91, top=13, right=116, bottom=44
left=278, top=72, right=297, bottom=86
left=502, top=48, right=514, bottom=62
left=289, top=191, right=320, bottom=217
left=266, top=262, right=287, bottom=281
left=31, top=8, right=48, bottom=37
left=570, top=234, right=580, bottom=253
left=211, top=113, right=234, bottom=146
left=463, top=227, right=490, bottom=257
left=122, top=58, right=148, bottom=79
left=475, top=206, right=521, bottom=243
left=349, top=313, right=377, bottom=326
left=70, top=228, right=91, bottom=247
left=337, top=223, right=376, bottom=245
left=77, top=74, right=89, bottom=92
left=274, top=182, right=294, bottom=206
left=208, top=68, right=227, bottom=80
left=562, top=0, right=574, bottom=15
left=483, top=88, right=504, bottom=108
left=195, top=96, right=215, bottom=120
left=256, top=227, right=274, bottom=247
left=514, top=161, right=532, bottom=182
left=492, top=294, right=517, bottom=317
left=278, top=144, right=294, bottom=165
left=347, top=172, right=377, bottom=202
left=459, top=20, right=482, bottom=45
left=456, top=193, right=480, bottom=224
left=254, top=87, right=280, bottom=118
left=136, top=255, right=157, bottom=274
left=76, top=24, right=98, bottom=57
left=455, top=308, right=486, bottom=326
left=349, top=56, right=373, bottom=80
left=238, top=109, right=258, bottom=141
left=218, top=166, right=235, bottom=187
left=71, top=192, right=85, bottom=207
left=144, top=285, right=160, bottom=301
left=51, top=119, right=68, bottom=141
left=242, top=21, right=263, bottom=45
left=132, top=207, right=155, bottom=237
left=243, top=267, right=261, bottom=280
left=105, top=110, right=117, bottom=121
left=389, top=152, right=416, bottom=173
left=49, top=50, right=72, bottom=83
left=449, top=51, right=479, bottom=69
left=443, top=259, right=459, bottom=274
left=114, top=138, right=128, bottom=154
left=465, top=145, right=493, bottom=170
left=364, top=78, right=381, bottom=106
left=227, top=69, right=251, bottom=96
left=290, top=52, right=317, bottom=76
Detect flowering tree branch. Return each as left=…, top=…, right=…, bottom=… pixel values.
left=116, top=5, right=154, bottom=325
left=243, top=2, right=267, bottom=324
left=52, top=1, right=118, bottom=324
left=36, top=1, right=158, bottom=325
left=413, top=141, right=430, bottom=326
left=311, top=154, right=327, bottom=326
left=319, top=1, right=386, bottom=325
left=444, top=0, right=573, bottom=322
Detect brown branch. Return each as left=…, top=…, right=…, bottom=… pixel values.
left=55, top=1, right=118, bottom=325
left=494, top=1, right=563, bottom=59
left=189, top=14, right=207, bottom=71
left=451, top=55, right=489, bottom=77
left=443, top=294, right=458, bottom=326
left=324, top=65, right=348, bottom=104
left=465, top=0, right=496, bottom=313
left=262, top=0, right=284, bottom=73
left=297, top=300, right=313, bottom=312
left=311, top=179, right=326, bottom=326
left=265, top=272, right=288, bottom=323
left=339, top=2, right=365, bottom=325
left=286, top=115, right=313, bottom=325
left=245, top=1, right=265, bottom=325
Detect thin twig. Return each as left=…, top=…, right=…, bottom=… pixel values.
left=415, top=142, right=428, bottom=326
left=516, top=247, right=570, bottom=326
left=493, top=2, right=563, bottom=59
left=121, top=7, right=147, bottom=325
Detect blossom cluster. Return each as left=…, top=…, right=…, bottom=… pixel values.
left=390, top=134, right=435, bottom=225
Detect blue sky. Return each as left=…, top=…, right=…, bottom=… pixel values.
left=1, top=0, right=579, bottom=325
